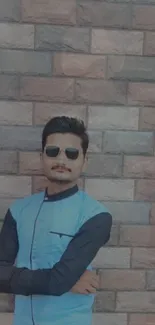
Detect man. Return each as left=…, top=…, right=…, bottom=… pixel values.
left=0, top=116, right=112, bottom=325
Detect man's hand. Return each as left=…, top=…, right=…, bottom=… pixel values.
left=71, top=270, right=99, bottom=295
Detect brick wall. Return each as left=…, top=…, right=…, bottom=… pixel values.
left=0, top=0, right=155, bottom=324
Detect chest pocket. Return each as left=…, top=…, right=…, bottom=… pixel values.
left=48, top=231, right=74, bottom=254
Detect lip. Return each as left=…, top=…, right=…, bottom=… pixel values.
left=53, top=167, right=69, bottom=172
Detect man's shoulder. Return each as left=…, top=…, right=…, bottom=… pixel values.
left=10, top=191, right=45, bottom=215
left=79, top=190, right=109, bottom=219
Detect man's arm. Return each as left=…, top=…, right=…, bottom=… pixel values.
left=0, top=210, right=112, bottom=296
left=47, top=211, right=112, bottom=295
left=0, top=209, right=54, bottom=295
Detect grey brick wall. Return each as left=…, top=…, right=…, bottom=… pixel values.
left=0, top=0, right=155, bottom=324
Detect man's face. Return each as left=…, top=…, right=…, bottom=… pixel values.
left=41, top=133, right=86, bottom=184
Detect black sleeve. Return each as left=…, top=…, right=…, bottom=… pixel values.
left=0, top=209, right=19, bottom=293
left=46, top=212, right=112, bottom=296
left=0, top=210, right=112, bottom=296
left=0, top=210, right=52, bottom=295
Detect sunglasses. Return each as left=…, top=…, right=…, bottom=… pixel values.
left=45, top=146, right=79, bottom=160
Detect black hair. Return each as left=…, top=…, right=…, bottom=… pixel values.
left=42, top=116, right=89, bottom=155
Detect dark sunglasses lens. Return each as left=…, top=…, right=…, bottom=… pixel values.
left=66, top=148, right=79, bottom=160
left=45, top=146, right=59, bottom=157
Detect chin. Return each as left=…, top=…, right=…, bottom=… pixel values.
left=49, top=175, right=71, bottom=183
left=54, top=179, right=72, bottom=184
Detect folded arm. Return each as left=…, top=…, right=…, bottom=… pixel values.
left=0, top=209, right=112, bottom=296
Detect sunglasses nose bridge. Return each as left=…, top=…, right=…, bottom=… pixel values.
left=57, top=148, right=67, bottom=161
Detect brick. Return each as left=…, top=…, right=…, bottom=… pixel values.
left=35, top=26, right=89, bottom=53
left=103, top=202, right=150, bottom=225
left=75, top=80, right=127, bottom=104
left=0, top=126, right=42, bottom=151
left=34, top=103, right=86, bottom=126
left=0, top=0, right=20, bottom=21
left=140, top=107, right=155, bottom=130
left=132, top=248, right=155, bottom=268
left=20, top=77, right=74, bottom=102
left=0, top=75, right=19, bottom=100
left=144, top=32, right=155, bottom=55
left=106, top=225, right=119, bottom=246
left=120, top=226, right=155, bottom=247
left=85, top=179, right=134, bottom=201
left=96, top=0, right=130, bottom=1
left=106, top=227, right=118, bottom=246
left=19, top=152, right=42, bottom=175
left=92, top=314, right=127, bottom=325
left=0, top=151, right=18, bottom=174
left=132, top=5, right=155, bottom=30
left=150, top=204, right=155, bottom=224
left=108, top=55, right=155, bottom=81
left=133, top=0, right=155, bottom=2
left=88, top=131, right=102, bottom=153
left=128, top=82, right=155, bottom=106
left=92, top=247, right=130, bottom=269
left=0, top=294, right=13, bottom=312
left=147, top=270, right=155, bottom=290
left=21, top=0, right=76, bottom=25
left=99, top=270, right=145, bottom=290
left=88, top=105, right=139, bottom=130
left=86, top=154, right=122, bottom=177
left=53, top=53, right=106, bottom=78
left=0, top=49, right=51, bottom=75
left=0, top=198, right=15, bottom=220
left=136, top=180, right=155, bottom=201
left=101, top=0, right=130, bottom=1
left=0, top=176, right=31, bottom=198
left=0, top=23, right=34, bottom=49
left=103, top=131, right=154, bottom=155
left=0, top=101, right=32, bottom=125
left=0, top=313, right=13, bottom=325
left=129, top=314, right=155, bottom=325
left=77, top=2, right=130, bottom=28
left=93, top=292, right=115, bottom=312
left=124, top=156, right=155, bottom=178
left=32, top=176, right=48, bottom=193
left=116, top=292, right=155, bottom=312
left=91, top=29, right=143, bottom=55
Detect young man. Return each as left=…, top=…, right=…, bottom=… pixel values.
left=0, top=116, right=112, bottom=325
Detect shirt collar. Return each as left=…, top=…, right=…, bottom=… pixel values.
left=44, top=184, right=78, bottom=202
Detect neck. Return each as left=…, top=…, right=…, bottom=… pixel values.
left=47, top=180, right=77, bottom=196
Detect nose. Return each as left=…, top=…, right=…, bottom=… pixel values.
left=57, top=149, right=66, bottom=163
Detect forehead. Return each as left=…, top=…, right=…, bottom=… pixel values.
left=46, top=133, right=82, bottom=149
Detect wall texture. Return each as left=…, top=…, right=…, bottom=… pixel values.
left=1, top=0, right=155, bottom=324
